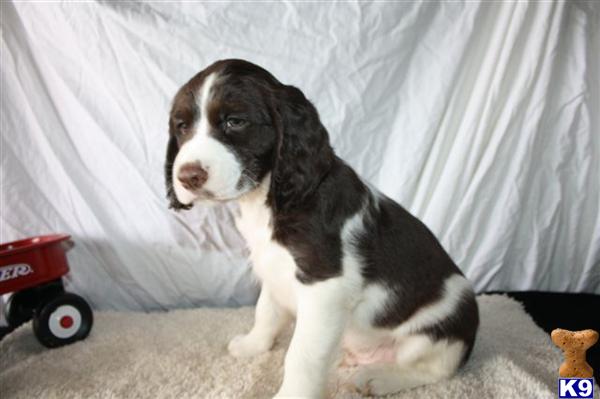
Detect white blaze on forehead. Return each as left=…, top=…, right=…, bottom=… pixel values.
left=196, top=72, right=218, bottom=126
left=172, top=72, right=244, bottom=204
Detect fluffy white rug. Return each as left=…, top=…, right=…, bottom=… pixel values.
left=0, top=295, right=582, bottom=398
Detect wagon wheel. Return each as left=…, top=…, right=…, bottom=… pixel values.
left=33, top=293, right=93, bottom=348
left=6, top=291, right=35, bottom=328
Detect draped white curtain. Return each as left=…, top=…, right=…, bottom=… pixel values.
left=1, top=1, right=598, bottom=310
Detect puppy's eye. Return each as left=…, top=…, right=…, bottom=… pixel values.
left=226, top=117, right=248, bottom=130
left=176, top=122, right=188, bottom=131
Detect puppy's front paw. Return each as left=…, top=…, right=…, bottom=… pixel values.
left=349, top=368, right=403, bottom=397
left=227, top=333, right=272, bottom=358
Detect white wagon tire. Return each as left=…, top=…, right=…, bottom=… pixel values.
left=33, top=293, right=93, bottom=348
left=48, top=304, right=82, bottom=338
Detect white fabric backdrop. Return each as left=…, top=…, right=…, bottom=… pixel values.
left=1, top=1, right=598, bottom=311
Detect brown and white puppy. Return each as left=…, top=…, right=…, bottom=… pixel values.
left=165, top=59, right=479, bottom=398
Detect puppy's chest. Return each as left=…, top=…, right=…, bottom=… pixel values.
left=236, top=196, right=298, bottom=312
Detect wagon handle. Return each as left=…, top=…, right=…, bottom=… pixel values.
left=61, top=239, right=75, bottom=252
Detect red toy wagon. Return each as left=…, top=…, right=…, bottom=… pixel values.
left=0, top=234, right=93, bottom=348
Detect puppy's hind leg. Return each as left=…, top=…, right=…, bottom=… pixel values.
left=350, top=335, right=466, bottom=396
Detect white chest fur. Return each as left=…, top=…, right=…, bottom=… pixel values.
left=235, top=181, right=298, bottom=313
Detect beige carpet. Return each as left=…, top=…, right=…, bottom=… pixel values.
left=0, top=295, right=590, bottom=398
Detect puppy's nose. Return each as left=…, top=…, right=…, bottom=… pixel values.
left=177, top=162, right=208, bottom=190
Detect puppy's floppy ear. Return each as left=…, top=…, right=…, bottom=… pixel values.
left=269, top=85, right=334, bottom=211
left=165, top=135, right=192, bottom=210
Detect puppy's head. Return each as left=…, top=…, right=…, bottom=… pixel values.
left=165, top=59, right=333, bottom=210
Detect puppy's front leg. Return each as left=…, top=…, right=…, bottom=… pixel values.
left=275, top=278, right=348, bottom=398
left=228, top=286, right=290, bottom=358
